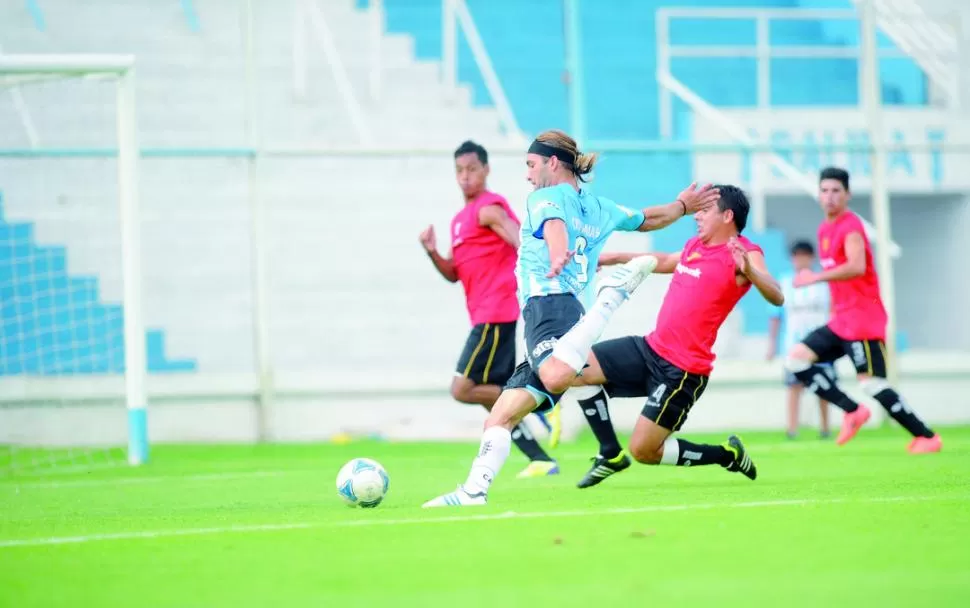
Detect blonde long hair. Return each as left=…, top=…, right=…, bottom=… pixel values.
left=534, top=129, right=598, bottom=182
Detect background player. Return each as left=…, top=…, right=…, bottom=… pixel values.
left=423, top=130, right=719, bottom=507
left=559, top=186, right=782, bottom=484
left=419, top=140, right=558, bottom=478
left=767, top=240, right=834, bottom=440
left=784, top=167, right=942, bottom=453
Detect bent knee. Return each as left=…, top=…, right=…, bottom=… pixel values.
left=628, top=440, right=663, bottom=465
left=450, top=378, right=476, bottom=404
left=537, top=363, right=573, bottom=395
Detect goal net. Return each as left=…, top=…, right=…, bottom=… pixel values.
left=0, top=55, right=147, bottom=476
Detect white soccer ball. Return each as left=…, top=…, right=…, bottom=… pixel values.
left=336, top=458, right=389, bottom=508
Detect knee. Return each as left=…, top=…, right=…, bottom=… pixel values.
left=537, top=363, right=573, bottom=395
left=628, top=437, right=663, bottom=465
left=450, top=378, right=476, bottom=404
left=858, top=375, right=890, bottom=398
left=784, top=354, right=813, bottom=374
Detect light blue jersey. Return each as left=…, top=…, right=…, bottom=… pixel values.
left=516, top=183, right=645, bottom=306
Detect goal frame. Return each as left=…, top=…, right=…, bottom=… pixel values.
left=0, top=54, right=148, bottom=465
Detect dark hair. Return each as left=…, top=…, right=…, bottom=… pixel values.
left=819, top=166, right=850, bottom=191
left=790, top=240, right=815, bottom=256
left=454, top=140, right=488, bottom=165
left=714, top=184, right=750, bottom=233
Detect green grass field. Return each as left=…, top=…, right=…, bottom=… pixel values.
left=2, top=426, right=969, bottom=607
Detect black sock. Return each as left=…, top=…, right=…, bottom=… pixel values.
left=511, top=424, right=553, bottom=462
left=872, top=387, right=935, bottom=438
left=793, top=366, right=860, bottom=413
left=672, top=439, right=734, bottom=467
left=577, top=389, right=622, bottom=459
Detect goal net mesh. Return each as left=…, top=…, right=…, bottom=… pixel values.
left=0, top=62, right=134, bottom=476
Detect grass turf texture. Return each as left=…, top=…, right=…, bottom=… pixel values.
left=2, top=426, right=969, bottom=607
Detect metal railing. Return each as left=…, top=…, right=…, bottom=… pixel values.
left=861, top=0, right=960, bottom=107
left=293, top=0, right=373, bottom=144
left=656, top=6, right=904, bottom=257
left=441, top=0, right=525, bottom=141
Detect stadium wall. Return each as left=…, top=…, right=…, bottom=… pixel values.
left=2, top=352, right=969, bottom=445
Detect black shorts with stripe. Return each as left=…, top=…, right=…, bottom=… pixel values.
left=802, top=325, right=888, bottom=377
left=504, top=294, right=586, bottom=411
left=455, top=322, right=517, bottom=386
left=592, top=336, right=709, bottom=432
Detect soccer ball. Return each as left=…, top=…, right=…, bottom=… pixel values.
left=336, top=458, right=389, bottom=508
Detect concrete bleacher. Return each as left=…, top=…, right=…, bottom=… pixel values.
left=0, top=0, right=937, bottom=381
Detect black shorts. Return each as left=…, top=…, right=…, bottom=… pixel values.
left=455, top=322, right=517, bottom=386
left=592, top=336, right=709, bottom=432
left=504, top=294, right=585, bottom=411
left=802, top=325, right=888, bottom=377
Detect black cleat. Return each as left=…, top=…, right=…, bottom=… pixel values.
left=577, top=452, right=632, bottom=488
left=724, top=435, right=757, bottom=480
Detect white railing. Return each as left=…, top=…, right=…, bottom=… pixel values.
left=861, top=0, right=960, bottom=108
left=0, top=43, right=41, bottom=147
left=369, top=0, right=383, bottom=102
left=441, top=0, right=525, bottom=141
left=656, top=6, right=903, bottom=256
left=656, top=7, right=927, bottom=139
left=293, top=0, right=372, bottom=144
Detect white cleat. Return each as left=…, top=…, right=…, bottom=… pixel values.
left=422, top=486, right=488, bottom=508
left=597, top=255, right=658, bottom=299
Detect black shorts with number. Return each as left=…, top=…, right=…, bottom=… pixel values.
left=455, top=321, right=517, bottom=386
left=802, top=325, right=888, bottom=377
left=504, top=294, right=585, bottom=412
left=592, top=336, right=709, bottom=432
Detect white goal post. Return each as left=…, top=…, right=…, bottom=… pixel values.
left=0, top=54, right=148, bottom=468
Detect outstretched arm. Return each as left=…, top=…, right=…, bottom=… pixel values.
left=600, top=251, right=682, bottom=274
left=795, top=232, right=866, bottom=287
left=479, top=204, right=520, bottom=249
left=636, top=183, right=720, bottom=232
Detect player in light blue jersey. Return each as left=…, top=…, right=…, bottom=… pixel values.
left=768, top=240, right=835, bottom=439
left=424, top=129, right=719, bottom=507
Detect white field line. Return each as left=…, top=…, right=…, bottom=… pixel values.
left=1, top=494, right=964, bottom=549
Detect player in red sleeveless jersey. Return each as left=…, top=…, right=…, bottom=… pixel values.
left=784, top=167, right=941, bottom=453
left=420, top=141, right=558, bottom=477
left=554, top=185, right=783, bottom=485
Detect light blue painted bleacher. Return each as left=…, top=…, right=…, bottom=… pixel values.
left=0, top=193, right=196, bottom=376
left=381, top=0, right=929, bottom=337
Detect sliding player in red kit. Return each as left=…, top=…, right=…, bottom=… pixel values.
left=784, top=167, right=941, bottom=453
left=551, top=185, right=784, bottom=485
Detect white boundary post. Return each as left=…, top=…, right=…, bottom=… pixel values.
left=241, top=0, right=273, bottom=441
left=115, top=63, right=149, bottom=465
left=860, top=0, right=898, bottom=387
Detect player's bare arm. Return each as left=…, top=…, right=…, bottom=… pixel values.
left=543, top=218, right=573, bottom=278
left=600, top=251, right=681, bottom=274
left=478, top=204, right=520, bottom=249
left=730, top=239, right=783, bottom=305
left=636, top=183, right=720, bottom=232
left=419, top=224, right=459, bottom=283
left=794, top=231, right=866, bottom=287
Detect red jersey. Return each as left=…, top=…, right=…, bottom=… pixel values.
left=647, top=236, right=763, bottom=375
left=450, top=191, right=520, bottom=325
left=818, top=210, right=886, bottom=341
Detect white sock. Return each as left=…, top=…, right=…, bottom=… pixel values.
left=551, top=287, right=628, bottom=372
left=660, top=438, right=680, bottom=465
left=463, top=426, right=512, bottom=494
